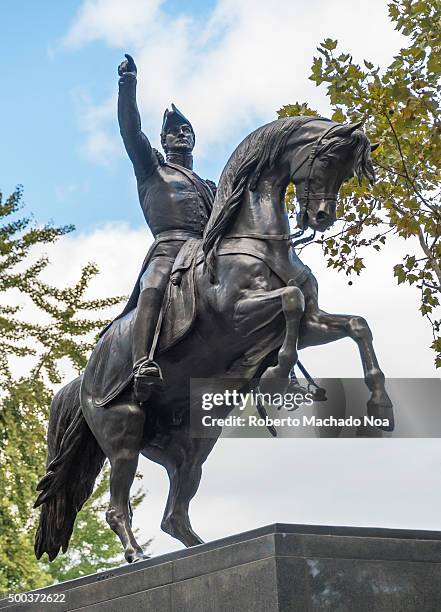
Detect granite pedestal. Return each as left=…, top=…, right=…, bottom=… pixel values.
left=2, top=523, right=441, bottom=611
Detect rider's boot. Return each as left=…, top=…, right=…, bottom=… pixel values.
left=132, top=287, right=165, bottom=402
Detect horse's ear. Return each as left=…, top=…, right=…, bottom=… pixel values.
left=370, top=142, right=380, bottom=152
left=331, top=120, right=363, bottom=137
left=347, top=120, right=364, bottom=133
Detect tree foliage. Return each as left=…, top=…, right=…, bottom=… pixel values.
left=0, top=187, right=146, bottom=592
left=279, top=0, right=441, bottom=366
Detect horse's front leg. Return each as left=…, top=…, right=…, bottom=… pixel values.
left=298, top=276, right=394, bottom=430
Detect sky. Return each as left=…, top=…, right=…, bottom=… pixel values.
left=1, top=0, right=441, bottom=560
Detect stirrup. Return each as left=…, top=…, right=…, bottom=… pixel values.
left=133, top=358, right=164, bottom=386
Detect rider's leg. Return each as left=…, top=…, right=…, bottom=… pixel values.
left=132, top=256, right=174, bottom=401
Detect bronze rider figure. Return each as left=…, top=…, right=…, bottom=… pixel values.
left=116, top=54, right=215, bottom=402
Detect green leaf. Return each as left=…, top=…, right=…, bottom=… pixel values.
left=427, top=52, right=441, bottom=75
left=405, top=255, right=416, bottom=270
left=331, top=108, right=346, bottom=123
left=322, top=38, right=338, bottom=51
left=394, top=264, right=407, bottom=284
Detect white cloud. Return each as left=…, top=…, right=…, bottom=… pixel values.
left=63, top=0, right=405, bottom=163
left=63, top=0, right=164, bottom=49
left=294, top=233, right=438, bottom=379
left=72, top=89, right=121, bottom=164
left=38, top=222, right=152, bottom=298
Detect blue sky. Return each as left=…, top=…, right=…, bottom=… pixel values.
left=2, top=2, right=143, bottom=229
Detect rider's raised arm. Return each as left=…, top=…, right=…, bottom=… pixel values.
left=117, top=54, right=157, bottom=180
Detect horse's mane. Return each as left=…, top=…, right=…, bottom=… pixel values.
left=202, top=116, right=374, bottom=278
left=202, top=116, right=315, bottom=268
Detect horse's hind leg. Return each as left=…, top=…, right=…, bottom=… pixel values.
left=148, top=431, right=218, bottom=547
left=84, top=397, right=147, bottom=562
left=298, top=275, right=394, bottom=430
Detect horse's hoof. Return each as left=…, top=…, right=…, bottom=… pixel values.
left=285, top=382, right=326, bottom=404
left=161, top=516, right=204, bottom=547
left=125, top=549, right=148, bottom=563
left=313, top=387, right=327, bottom=402
left=367, top=395, right=394, bottom=432
left=285, top=382, right=307, bottom=404
left=180, top=530, right=205, bottom=547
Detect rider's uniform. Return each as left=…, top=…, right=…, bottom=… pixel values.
left=113, top=72, right=214, bottom=370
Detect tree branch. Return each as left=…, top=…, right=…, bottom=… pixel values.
left=418, top=226, right=441, bottom=289
left=384, top=112, right=441, bottom=218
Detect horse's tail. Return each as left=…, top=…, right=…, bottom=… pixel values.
left=34, top=376, right=105, bottom=561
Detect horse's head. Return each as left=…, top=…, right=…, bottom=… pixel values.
left=290, top=121, right=377, bottom=232
left=202, top=116, right=378, bottom=279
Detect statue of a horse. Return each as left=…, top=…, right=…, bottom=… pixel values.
left=34, top=116, right=393, bottom=564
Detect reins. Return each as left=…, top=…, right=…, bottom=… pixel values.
left=225, top=230, right=317, bottom=248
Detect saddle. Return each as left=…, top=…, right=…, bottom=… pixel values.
left=81, top=239, right=202, bottom=407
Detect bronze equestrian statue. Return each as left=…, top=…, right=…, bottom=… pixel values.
left=34, top=54, right=394, bottom=564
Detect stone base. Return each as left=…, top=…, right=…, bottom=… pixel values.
left=2, top=524, right=441, bottom=611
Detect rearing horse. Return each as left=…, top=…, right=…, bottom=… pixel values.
left=35, top=116, right=393, bottom=564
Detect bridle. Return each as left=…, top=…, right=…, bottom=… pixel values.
left=293, top=122, right=340, bottom=233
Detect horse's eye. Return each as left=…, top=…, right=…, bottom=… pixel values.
left=319, top=158, right=330, bottom=167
